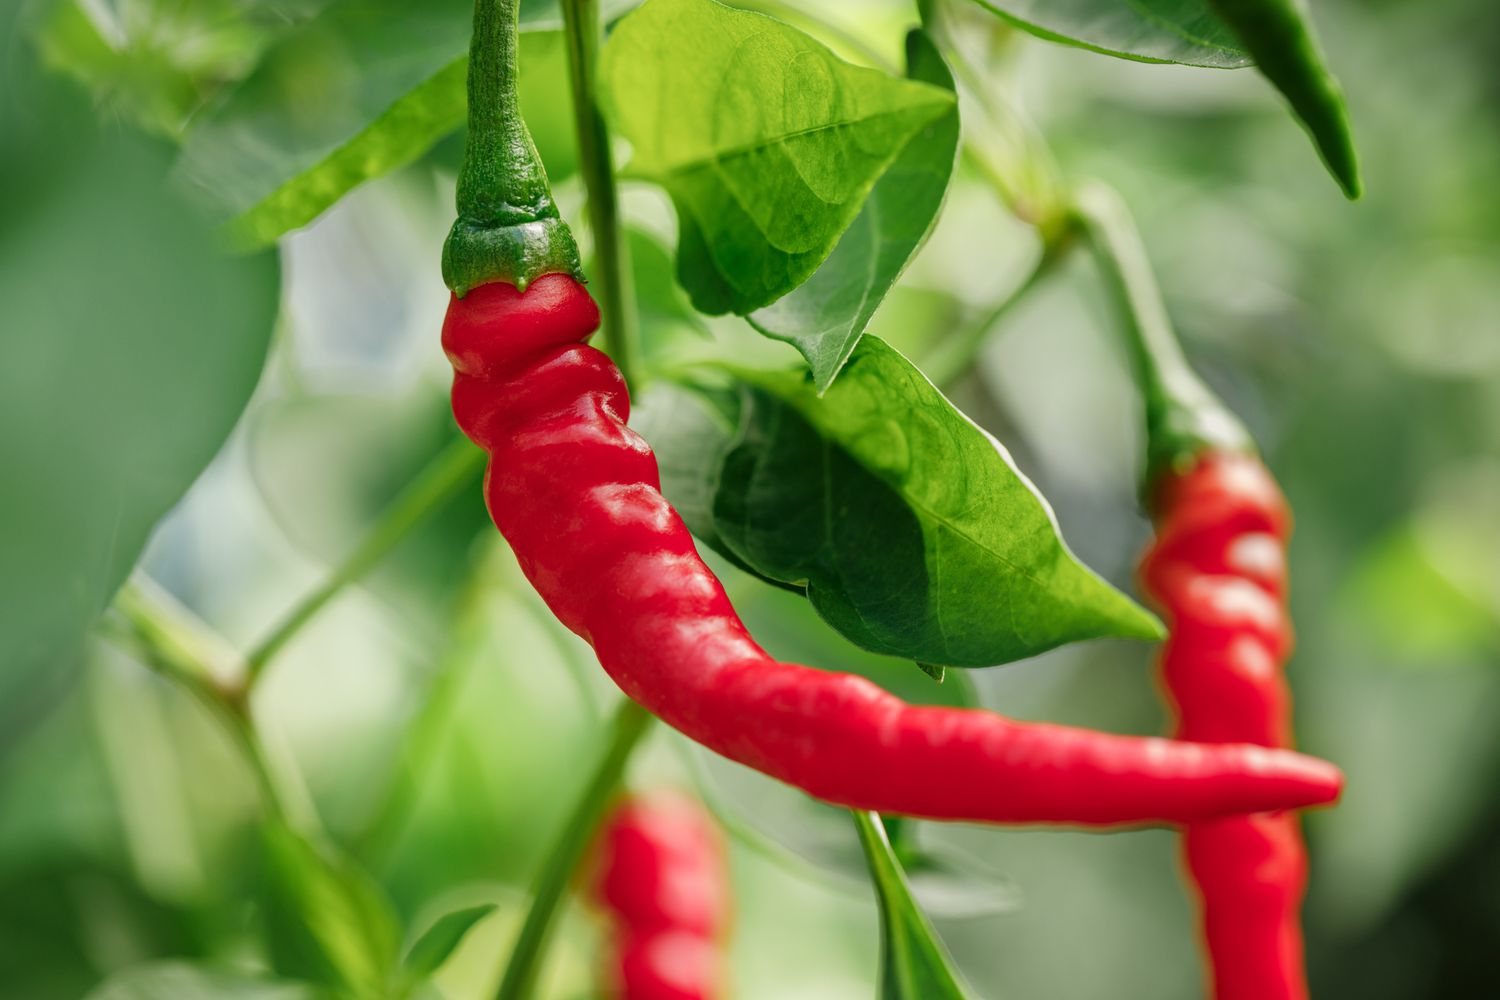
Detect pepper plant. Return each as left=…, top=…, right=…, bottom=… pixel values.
left=1, top=0, right=1375, bottom=997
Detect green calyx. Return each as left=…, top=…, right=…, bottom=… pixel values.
left=1140, top=370, right=1254, bottom=489
left=443, top=0, right=583, bottom=296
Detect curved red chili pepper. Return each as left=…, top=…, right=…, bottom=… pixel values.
left=593, top=794, right=729, bottom=1000
left=1143, top=451, right=1309, bottom=1000
left=444, top=275, right=1342, bottom=827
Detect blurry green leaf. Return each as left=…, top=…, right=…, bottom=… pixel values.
left=748, top=29, right=960, bottom=391
left=35, top=0, right=277, bottom=138
left=261, top=823, right=402, bottom=997
left=176, top=0, right=575, bottom=247
left=965, top=0, right=1250, bottom=68
left=646, top=338, right=1162, bottom=668
left=1202, top=0, right=1360, bottom=197
left=600, top=0, right=954, bottom=314
left=85, top=962, right=320, bottom=1000
left=400, top=903, right=497, bottom=983
left=0, top=864, right=196, bottom=1000
left=0, top=27, right=278, bottom=739
left=851, top=812, right=974, bottom=999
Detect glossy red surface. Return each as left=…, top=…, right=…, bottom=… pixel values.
left=444, top=277, right=1343, bottom=827
left=1145, top=452, right=1311, bottom=1000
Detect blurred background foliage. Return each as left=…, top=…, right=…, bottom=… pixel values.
left=2, top=0, right=1499, bottom=997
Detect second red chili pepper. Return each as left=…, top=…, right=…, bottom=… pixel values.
left=1143, top=451, right=1310, bottom=1000
left=593, top=793, right=730, bottom=1000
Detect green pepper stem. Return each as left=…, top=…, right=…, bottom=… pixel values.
left=560, top=0, right=640, bottom=390
left=1071, top=181, right=1253, bottom=487
left=494, top=698, right=653, bottom=1000
left=444, top=0, right=582, bottom=294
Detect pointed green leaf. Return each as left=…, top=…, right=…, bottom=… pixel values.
left=1203, top=0, right=1361, bottom=197
left=652, top=338, right=1162, bottom=668
left=966, top=0, right=1251, bottom=68
left=969, top=0, right=1358, bottom=194
left=401, top=904, right=498, bottom=982
left=747, top=29, right=960, bottom=390
left=600, top=0, right=955, bottom=314
left=851, top=812, right=974, bottom=999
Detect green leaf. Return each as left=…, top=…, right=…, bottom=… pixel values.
left=85, top=962, right=319, bottom=1000
left=965, top=0, right=1251, bottom=68
left=0, top=29, right=278, bottom=736
left=401, top=904, right=498, bottom=983
left=34, top=0, right=276, bottom=139
left=260, top=823, right=403, bottom=997
left=650, top=339, right=1162, bottom=668
left=1202, top=0, right=1361, bottom=197
left=600, top=0, right=955, bottom=314
left=176, top=0, right=575, bottom=248
left=748, top=29, right=960, bottom=391
left=967, top=0, right=1358, bottom=194
left=851, top=812, right=974, bottom=999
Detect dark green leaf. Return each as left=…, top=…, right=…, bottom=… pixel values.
left=85, top=963, right=320, bottom=1000
left=401, top=904, right=498, bottom=982
left=650, top=339, right=1162, bottom=668
left=747, top=29, right=960, bottom=390
left=1203, top=0, right=1360, bottom=197
left=965, top=0, right=1251, bottom=68
left=851, top=812, right=974, bottom=999
left=260, top=823, right=402, bottom=997
left=0, top=29, right=278, bottom=739
left=176, top=0, right=575, bottom=247
left=600, top=0, right=955, bottom=314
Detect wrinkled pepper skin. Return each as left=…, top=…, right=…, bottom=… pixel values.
left=593, top=794, right=729, bottom=1000
left=1143, top=452, right=1309, bottom=1000
left=444, top=275, right=1344, bottom=827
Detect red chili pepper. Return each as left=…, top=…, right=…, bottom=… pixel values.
left=593, top=793, right=729, bottom=1000
left=440, top=1, right=1341, bottom=835
left=443, top=276, right=1341, bottom=827
left=1143, top=451, right=1309, bottom=1000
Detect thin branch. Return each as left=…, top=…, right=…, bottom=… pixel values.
left=244, top=437, right=485, bottom=684
left=560, top=0, right=641, bottom=390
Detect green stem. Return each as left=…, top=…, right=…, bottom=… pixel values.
left=110, top=580, right=290, bottom=826
left=1070, top=181, right=1252, bottom=485
left=560, top=0, right=640, bottom=391
left=445, top=0, right=582, bottom=294
left=851, top=810, right=971, bottom=995
left=925, top=237, right=1069, bottom=389
left=244, top=438, right=485, bottom=684
left=495, top=699, right=653, bottom=1000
